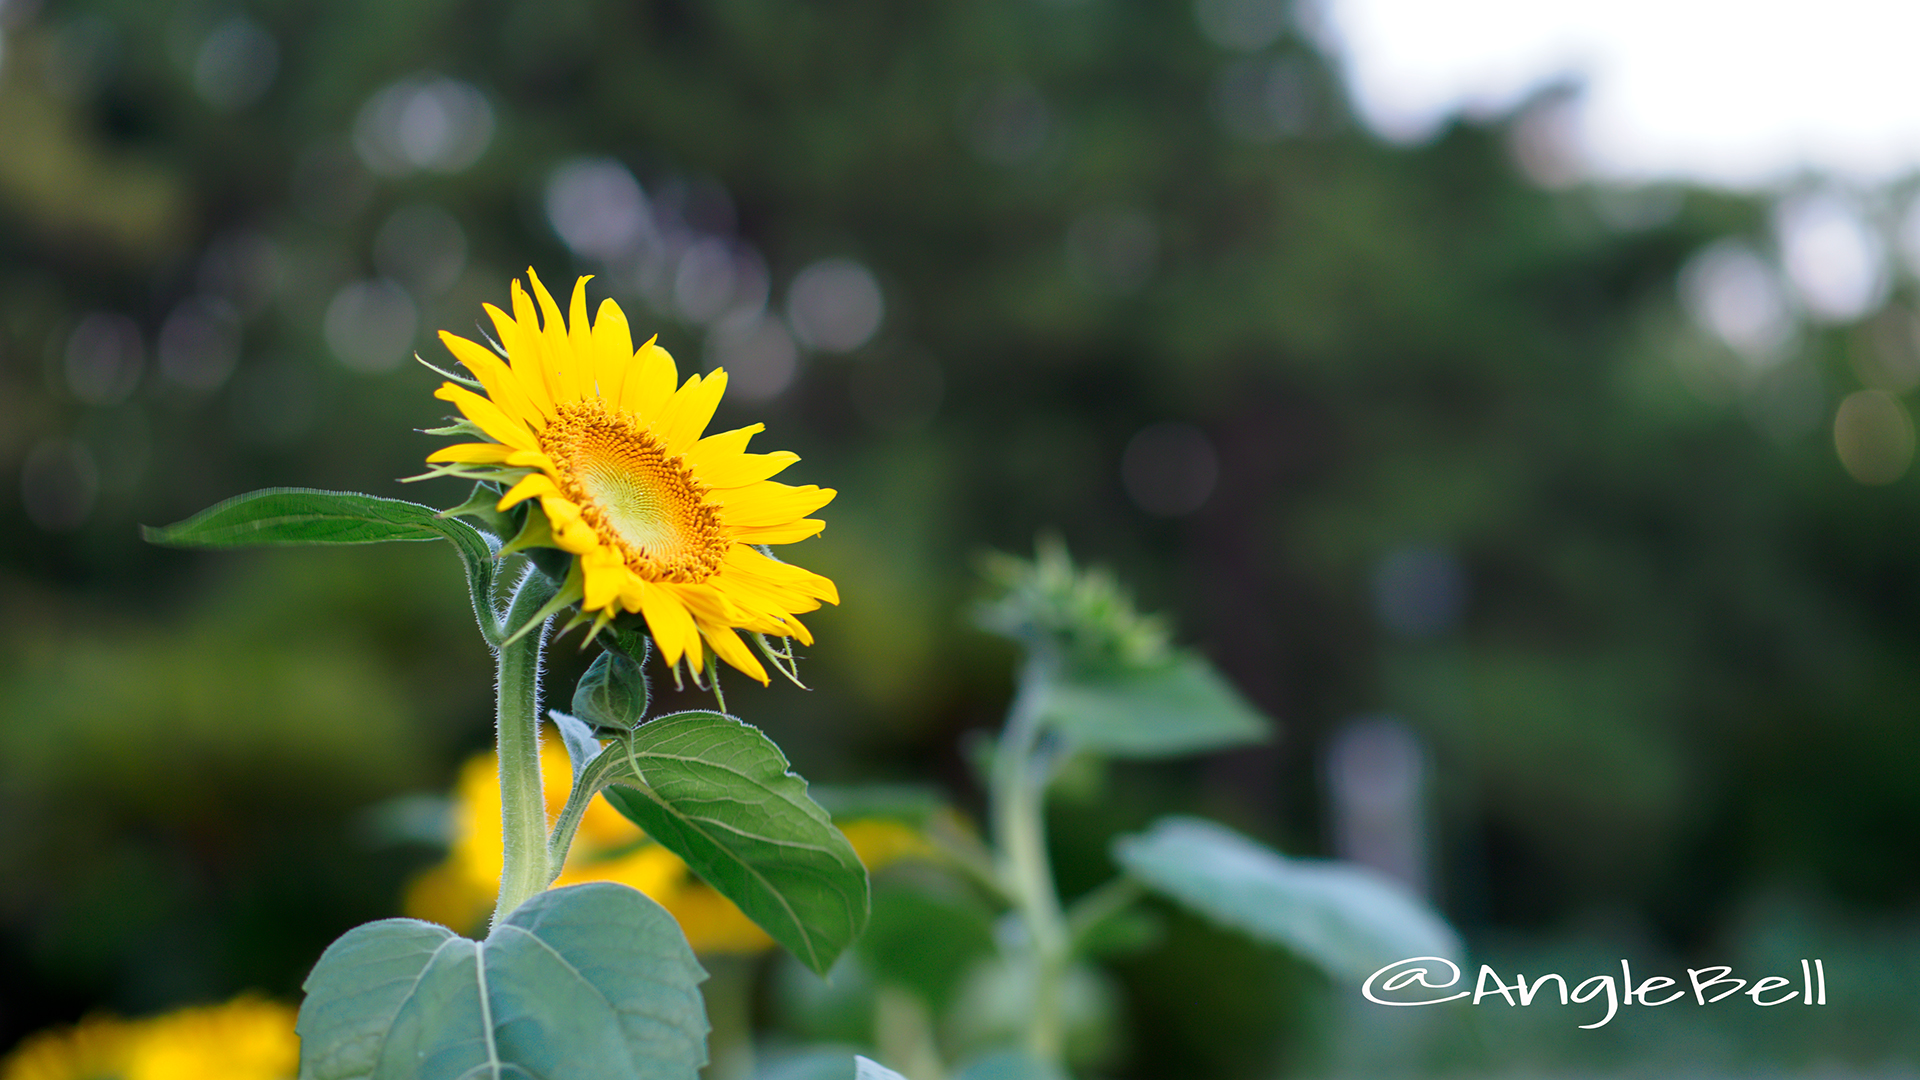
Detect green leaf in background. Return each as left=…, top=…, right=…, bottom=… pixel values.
left=1042, top=655, right=1271, bottom=758
left=296, top=882, right=708, bottom=1080
left=598, top=711, right=870, bottom=977
left=144, top=488, right=499, bottom=635
left=572, top=646, right=650, bottom=733
left=858, top=887, right=996, bottom=1012
left=1112, top=816, right=1461, bottom=984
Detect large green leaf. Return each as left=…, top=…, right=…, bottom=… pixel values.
left=1112, top=817, right=1461, bottom=984
left=1040, top=655, right=1271, bottom=758
left=596, top=711, right=869, bottom=977
left=297, top=883, right=708, bottom=1080
left=144, top=487, right=498, bottom=635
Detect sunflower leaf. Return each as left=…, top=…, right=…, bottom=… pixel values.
left=144, top=487, right=500, bottom=640
left=296, top=882, right=709, bottom=1080
left=595, top=711, right=870, bottom=977
left=1112, top=816, right=1462, bottom=984
left=1040, top=654, right=1271, bottom=758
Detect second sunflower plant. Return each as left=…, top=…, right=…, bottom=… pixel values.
left=149, top=271, right=1459, bottom=1080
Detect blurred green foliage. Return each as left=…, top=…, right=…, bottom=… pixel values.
left=3, top=0, right=1919, bottom=1074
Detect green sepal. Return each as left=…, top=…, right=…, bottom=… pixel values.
left=495, top=495, right=581, bottom=594
left=498, top=499, right=556, bottom=557
left=439, top=481, right=516, bottom=539
left=500, top=559, right=584, bottom=647
left=525, top=546, right=573, bottom=587
left=753, top=632, right=808, bottom=688
left=592, top=711, right=870, bottom=976
left=572, top=645, right=650, bottom=734
left=295, top=882, right=709, bottom=1080
left=421, top=417, right=488, bottom=438
left=415, top=354, right=483, bottom=389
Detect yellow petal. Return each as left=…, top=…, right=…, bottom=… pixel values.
left=505, top=449, right=556, bottom=470
left=581, top=548, right=627, bottom=612
left=710, top=577, right=823, bottom=630
left=620, top=337, right=678, bottom=420
left=684, top=423, right=763, bottom=471
left=527, top=269, right=583, bottom=404
left=730, top=518, right=827, bottom=544
left=724, top=544, right=840, bottom=604
left=567, top=275, right=595, bottom=368
left=658, top=368, right=729, bottom=456
left=497, top=473, right=559, bottom=509
left=636, top=580, right=701, bottom=668
left=713, top=482, right=837, bottom=527
left=434, top=383, right=540, bottom=453
left=672, top=581, right=750, bottom=628
left=698, top=451, right=799, bottom=490
left=541, top=496, right=583, bottom=525
left=780, top=612, right=815, bottom=646
left=590, top=298, right=634, bottom=404
left=495, top=288, right=555, bottom=418
left=700, top=623, right=769, bottom=685
left=710, top=558, right=825, bottom=611
left=426, top=442, right=518, bottom=464
left=550, top=510, right=601, bottom=555
left=439, top=331, right=542, bottom=429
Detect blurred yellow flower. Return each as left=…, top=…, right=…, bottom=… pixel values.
left=421, top=270, right=838, bottom=683
left=405, top=731, right=930, bottom=951
left=0, top=996, right=295, bottom=1080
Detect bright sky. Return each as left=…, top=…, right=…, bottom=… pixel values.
left=1313, top=0, right=1920, bottom=188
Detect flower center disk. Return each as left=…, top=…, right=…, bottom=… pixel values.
left=541, top=401, right=726, bottom=582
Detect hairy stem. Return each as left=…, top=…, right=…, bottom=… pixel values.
left=492, top=570, right=559, bottom=928
left=991, top=651, right=1069, bottom=1064
left=545, top=745, right=624, bottom=880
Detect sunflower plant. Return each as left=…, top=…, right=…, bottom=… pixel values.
left=756, top=542, right=1463, bottom=1080
left=146, top=271, right=867, bottom=1080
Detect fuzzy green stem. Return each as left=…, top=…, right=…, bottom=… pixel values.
left=545, top=744, right=625, bottom=880
left=992, top=651, right=1069, bottom=1064
left=491, top=571, right=559, bottom=929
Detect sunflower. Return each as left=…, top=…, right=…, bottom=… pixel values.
left=420, top=270, right=838, bottom=683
